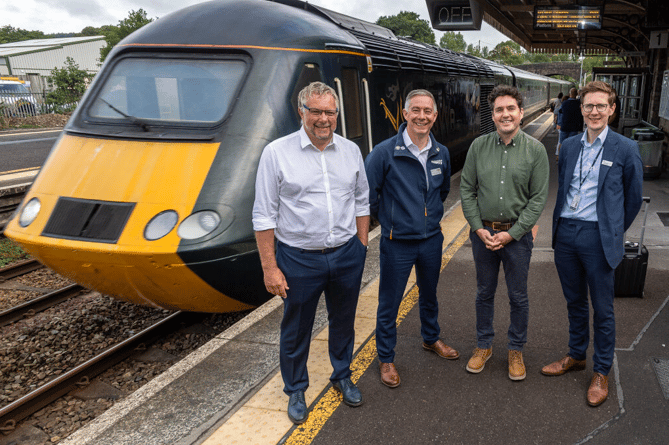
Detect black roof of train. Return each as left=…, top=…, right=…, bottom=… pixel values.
left=112, top=0, right=495, bottom=78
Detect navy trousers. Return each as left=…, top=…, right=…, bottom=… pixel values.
left=376, top=232, right=444, bottom=363
left=554, top=218, right=616, bottom=376
left=276, top=236, right=366, bottom=395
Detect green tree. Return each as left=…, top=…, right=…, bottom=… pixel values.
left=439, top=31, right=466, bottom=52
left=489, top=40, right=527, bottom=66
left=46, top=57, right=90, bottom=112
left=0, top=25, right=45, bottom=44
left=376, top=11, right=436, bottom=45
left=99, top=9, right=155, bottom=62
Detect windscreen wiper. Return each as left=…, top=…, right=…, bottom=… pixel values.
left=98, top=97, right=152, bottom=132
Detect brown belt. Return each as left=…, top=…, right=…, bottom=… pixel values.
left=482, top=220, right=515, bottom=231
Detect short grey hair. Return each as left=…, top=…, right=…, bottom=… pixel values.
left=404, top=89, right=437, bottom=112
left=297, top=81, right=339, bottom=111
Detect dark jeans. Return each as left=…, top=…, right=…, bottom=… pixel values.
left=276, top=235, right=366, bottom=394
left=470, top=228, right=533, bottom=350
left=554, top=218, right=615, bottom=375
left=376, top=232, right=444, bottom=363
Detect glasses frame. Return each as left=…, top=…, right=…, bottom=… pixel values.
left=302, top=105, right=338, bottom=117
left=582, top=103, right=610, bottom=113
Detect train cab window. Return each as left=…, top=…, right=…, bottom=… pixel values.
left=291, top=63, right=322, bottom=112
left=88, top=58, right=247, bottom=124
left=341, top=68, right=363, bottom=139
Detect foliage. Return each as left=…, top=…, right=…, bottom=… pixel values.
left=439, top=32, right=467, bottom=53
left=376, top=11, right=436, bottom=45
left=489, top=40, right=526, bottom=66
left=0, top=25, right=46, bottom=44
left=0, top=238, right=29, bottom=267
left=45, top=57, right=89, bottom=113
left=99, top=9, right=155, bottom=62
left=581, top=55, right=624, bottom=84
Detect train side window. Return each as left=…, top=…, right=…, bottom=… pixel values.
left=291, top=63, right=322, bottom=112
left=341, top=68, right=363, bottom=139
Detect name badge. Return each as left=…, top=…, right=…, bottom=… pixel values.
left=602, top=160, right=613, bottom=167
left=431, top=159, right=442, bottom=165
left=430, top=168, right=442, bottom=176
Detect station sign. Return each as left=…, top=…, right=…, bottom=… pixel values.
left=425, top=0, right=483, bottom=31
left=534, top=6, right=602, bottom=30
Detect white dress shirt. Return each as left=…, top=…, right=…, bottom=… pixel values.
left=252, top=127, right=370, bottom=249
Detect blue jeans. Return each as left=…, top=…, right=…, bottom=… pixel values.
left=554, top=218, right=615, bottom=375
left=470, top=228, right=533, bottom=350
left=376, top=232, right=444, bottom=363
left=276, top=235, right=366, bottom=394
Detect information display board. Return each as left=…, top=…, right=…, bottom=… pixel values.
left=534, top=6, right=602, bottom=30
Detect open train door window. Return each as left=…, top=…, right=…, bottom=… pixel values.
left=335, top=65, right=372, bottom=157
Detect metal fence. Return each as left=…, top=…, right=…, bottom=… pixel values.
left=0, top=92, right=79, bottom=118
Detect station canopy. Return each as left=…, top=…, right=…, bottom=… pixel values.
left=425, top=0, right=666, bottom=57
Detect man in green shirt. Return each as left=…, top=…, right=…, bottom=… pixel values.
left=460, top=85, right=549, bottom=381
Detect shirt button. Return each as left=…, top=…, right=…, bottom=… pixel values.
left=502, top=166, right=506, bottom=168
left=501, top=181, right=504, bottom=184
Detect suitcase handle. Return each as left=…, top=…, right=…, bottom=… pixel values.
left=637, top=197, right=651, bottom=256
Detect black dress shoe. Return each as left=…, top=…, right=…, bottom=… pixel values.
left=332, top=378, right=363, bottom=407
left=287, top=390, right=307, bottom=424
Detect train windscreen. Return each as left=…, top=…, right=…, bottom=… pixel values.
left=88, top=58, right=246, bottom=124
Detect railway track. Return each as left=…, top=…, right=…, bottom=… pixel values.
left=0, top=283, right=85, bottom=328
left=0, top=311, right=191, bottom=431
left=0, top=257, right=43, bottom=281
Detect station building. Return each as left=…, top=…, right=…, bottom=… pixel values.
left=0, top=36, right=105, bottom=94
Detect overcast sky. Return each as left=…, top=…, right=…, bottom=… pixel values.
left=3, top=0, right=508, bottom=50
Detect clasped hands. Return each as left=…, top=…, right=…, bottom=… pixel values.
left=476, top=228, right=513, bottom=251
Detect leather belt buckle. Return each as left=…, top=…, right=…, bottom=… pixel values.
left=492, top=222, right=506, bottom=231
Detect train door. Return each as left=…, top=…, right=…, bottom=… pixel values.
left=332, top=59, right=372, bottom=157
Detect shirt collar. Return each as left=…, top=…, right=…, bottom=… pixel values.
left=497, top=131, right=521, bottom=147
left=402, top=128, right=432, bottom=153
left=299, top=126, right=335, bottom=151
left=580, top=125, right=609, bottom=148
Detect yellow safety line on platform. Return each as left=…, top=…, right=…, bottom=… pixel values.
left=202, top=206, right=469, bottom=445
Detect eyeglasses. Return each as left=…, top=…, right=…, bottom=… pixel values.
left=303, top=105, right=338, bottom=117
left=582, top=103, right=609, bottom=113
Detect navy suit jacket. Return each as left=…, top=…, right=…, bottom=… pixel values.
left=552, top=128, right=643, bottom=269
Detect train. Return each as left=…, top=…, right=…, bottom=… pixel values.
left=4, top=0, right=574, bottom=313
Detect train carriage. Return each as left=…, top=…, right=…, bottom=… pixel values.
left=5, top=0, right=573, bottom=313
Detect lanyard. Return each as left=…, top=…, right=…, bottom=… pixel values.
left=577, top=143, right=604, bottom=191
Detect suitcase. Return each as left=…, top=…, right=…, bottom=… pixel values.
left=614, top=197, right=651, bottom=298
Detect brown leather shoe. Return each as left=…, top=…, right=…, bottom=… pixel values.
left=422, top=339, right=459, bottom=360
left=541, top=355, right=586, bottom=376
left=379, top=362, right=400, bottom=388
left=587, top=372, right=609, bottom=406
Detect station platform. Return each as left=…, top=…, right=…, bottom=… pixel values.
left=58, top=116, right=669, bottom=445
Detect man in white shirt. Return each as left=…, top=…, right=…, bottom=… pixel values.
left=252, top=82, right=370, bottom=424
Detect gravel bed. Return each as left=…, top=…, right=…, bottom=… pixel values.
left=0, top=267, right=75, bottom=312
left=0, top=267, right=251, bottom=445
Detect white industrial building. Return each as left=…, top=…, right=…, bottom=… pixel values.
left=0, top=36, right=106, bottom=93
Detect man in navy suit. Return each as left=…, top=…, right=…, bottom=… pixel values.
left=541, top=81, right=643, bottom=407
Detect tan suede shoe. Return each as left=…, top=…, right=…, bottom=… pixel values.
left=508, top=350, right=526, bottom=381
left=466, top=347, right=492, bottom=373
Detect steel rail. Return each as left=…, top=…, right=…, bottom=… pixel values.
left=0, top=283, right=86, bottom=328
left=0, top=311, right=189, bottom=431
left=0, top=258, right=43, bottom=282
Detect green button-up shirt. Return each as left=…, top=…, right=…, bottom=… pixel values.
left=460, top=130, right=549, bottom=240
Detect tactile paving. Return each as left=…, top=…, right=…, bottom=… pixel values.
left=651, top=357, right=669, bottom=399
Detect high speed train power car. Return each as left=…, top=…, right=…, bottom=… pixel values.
left=5, top=0, right=573, bottom=313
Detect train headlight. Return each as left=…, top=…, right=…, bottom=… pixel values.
left=177, top=211, right=221, bottom=240
left=18, top=198, right=41, bottom=227
left=144, top=210, right=179, bottom=241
